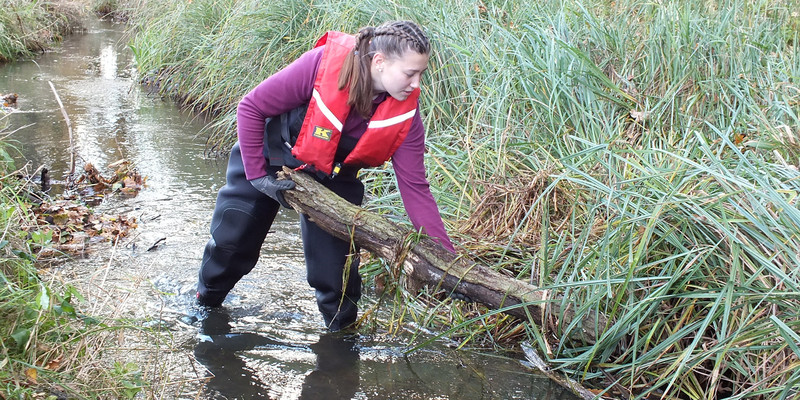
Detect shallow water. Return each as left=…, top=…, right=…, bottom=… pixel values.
left=1, top=18, right=576, bottom=400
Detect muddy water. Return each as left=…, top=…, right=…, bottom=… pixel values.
left=1, top=18, right=576, bottom=400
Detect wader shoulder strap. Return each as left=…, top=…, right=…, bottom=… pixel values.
left=264, top=106, right=307, bottom=169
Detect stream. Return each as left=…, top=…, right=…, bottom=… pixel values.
left=1, top=17, right=577, bottom=400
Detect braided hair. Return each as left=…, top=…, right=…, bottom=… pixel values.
left=338, top=20, right=431, bottom=118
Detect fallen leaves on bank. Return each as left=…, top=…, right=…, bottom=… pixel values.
left=26, top=200, right=139, bottom=257
left=21, top=160, right=146, bottom=258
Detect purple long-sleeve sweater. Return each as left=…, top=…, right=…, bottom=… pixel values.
left=236, top=46, right=454, bottom=252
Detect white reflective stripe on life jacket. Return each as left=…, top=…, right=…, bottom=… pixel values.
left=367, top=109, right=417, bottom=129
left=312, top=89, right=344, bottom=132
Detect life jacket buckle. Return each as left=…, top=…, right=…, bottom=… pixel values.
left=330, top=162, right=342, bottom=178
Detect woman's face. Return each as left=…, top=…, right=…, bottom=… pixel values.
left=371, top=49, right=429, bottom=101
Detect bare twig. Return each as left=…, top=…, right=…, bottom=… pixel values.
left=521, top=342, right=599, bottom=400
left=47, top=81, right=76, bottom=177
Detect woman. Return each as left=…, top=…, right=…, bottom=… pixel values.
left=196, top=20, right=454, bottom=331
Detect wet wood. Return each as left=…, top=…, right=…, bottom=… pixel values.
left=522, top=343, right=596, bottom=400
left=279, top=167, right=606, bottom=343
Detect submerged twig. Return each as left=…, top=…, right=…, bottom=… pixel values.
left=521, top=343, right=597, bottom=400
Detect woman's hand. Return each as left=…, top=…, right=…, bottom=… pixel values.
left=249, top=175, right=295, bottom=208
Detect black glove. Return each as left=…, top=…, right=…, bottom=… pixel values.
left=249, top=174, right=295, bottom=208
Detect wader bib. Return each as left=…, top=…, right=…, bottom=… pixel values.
left=197, top=141, right=364, bottom=331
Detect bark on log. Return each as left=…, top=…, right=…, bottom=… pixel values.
left=279, top=167, right=605, bottom=344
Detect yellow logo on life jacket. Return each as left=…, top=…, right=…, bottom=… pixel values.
left=312, top=126, right=333, bottom=141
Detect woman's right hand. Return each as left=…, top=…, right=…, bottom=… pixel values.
left=249, top=175, right=295, bottom=208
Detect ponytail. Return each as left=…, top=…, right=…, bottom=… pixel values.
left=338, top=27, right=376, bottom=119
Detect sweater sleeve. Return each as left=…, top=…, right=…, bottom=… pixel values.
left=237, top=47, right=323, bottom=180
left=392, top=110, right=456, bottom=253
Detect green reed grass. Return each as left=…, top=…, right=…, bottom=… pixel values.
left=0, top=133, right=79, bottom=398
left=126, top=0, right=799, bottom=397
left=0, top=0, right=84, bottom=62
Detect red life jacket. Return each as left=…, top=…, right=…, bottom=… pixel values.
left=291, top=31, right=420, bottom=176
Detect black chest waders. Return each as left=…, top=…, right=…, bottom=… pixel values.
left=197, top=108, right=364, bottom=331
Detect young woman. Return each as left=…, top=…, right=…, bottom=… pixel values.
left=196, top=20, right=454, bottom=331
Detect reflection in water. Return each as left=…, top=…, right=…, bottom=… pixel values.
left=194, top=309, right=359, bottom=400
left=299, top=333, right=359, bottom=400
left=99, top=44, right=117, bottom=79
left=192, top=312, right=577, bottom=400
left=194, top=309, right=274, bottom=399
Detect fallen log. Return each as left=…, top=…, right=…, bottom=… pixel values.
left=279, top=167, right=605, bottom=344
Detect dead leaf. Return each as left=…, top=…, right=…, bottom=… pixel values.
left=44, top=357, right=62, bottom=371
left=25, top=367, right=37, bottom=384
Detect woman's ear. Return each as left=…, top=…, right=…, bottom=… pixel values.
left=371, top=52, right=385, bottom=70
